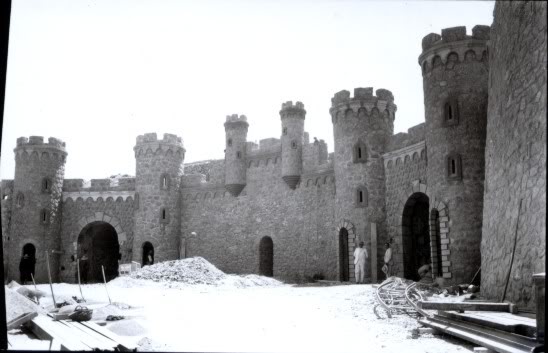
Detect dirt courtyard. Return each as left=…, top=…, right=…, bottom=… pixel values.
left=9, top=278, right=474, bottom=352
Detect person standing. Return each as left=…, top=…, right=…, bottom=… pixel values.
left=353, top=241, right=368, bottom=284
left=80, top=250, right=89, bottom=284
left=19, top=254, right=31, bottom=284
left=382, top=242, right=393, bottom=279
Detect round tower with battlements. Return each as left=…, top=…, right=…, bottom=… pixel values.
left=9, top=136, right=67, bottom=283
left=280, top=101, right=306, bottom=189
left=133, top=133, right=185, bottom=264
left=419, top=25, right=490, bottom=284
left=224, top=114, right=249, bottom=197
left=330, top=87, right=396, bottom=282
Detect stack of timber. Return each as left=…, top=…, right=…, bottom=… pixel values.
left=417, top=300, right=540, bottom=353
left=24, top=314, right=138, bottom=351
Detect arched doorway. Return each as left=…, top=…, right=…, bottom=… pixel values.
left=77, top=222, right=119, bottom=283
left=21, top=243, right=36, bottom=283
left=259, top=236, right=273, bottom=277
left=142, top=242, right=154, bottom=266
left=339, top=228, right=350, bottom=281
left=402, top=192, right=430, bottom=281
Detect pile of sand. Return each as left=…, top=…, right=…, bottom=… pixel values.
left=128, top=257, right=226, bottom=285
left=112, top=257, right=284, bottom=288
left=4, top=287, right=46, bottom=322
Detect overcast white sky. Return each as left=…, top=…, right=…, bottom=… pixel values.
left=1, top=0, right=495, bottom=180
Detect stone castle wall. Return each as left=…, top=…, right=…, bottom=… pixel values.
left=481, top=1, right=547, bottom=309
left=181, top=157, right=337, bottom=282
left=383, top=139, right=427, bottom=279
left=420, top=25, right=490, bottom=284
left=58, top=196, right=135, bottom=283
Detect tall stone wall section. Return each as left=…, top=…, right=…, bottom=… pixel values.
left=7, top=137, right=67, bottom=283
left=1, top=180, right=14, bottom=280
left=481, top=1, right=547, bottom=309
left=330, top=88, right=395, bottom=282
left=383, top=129, right=427, bottom=279
left=419, top=26, right=490, bottom=284
left=181, top=151, right=337, bottom=283
left=133, top=133, right=185, bottom=263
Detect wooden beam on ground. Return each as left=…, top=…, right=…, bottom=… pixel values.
left=417, top=301, right=511, bottom=312
left=80, top=321, right=138, bottom=351
left=6, top=312, right=38, bottom=330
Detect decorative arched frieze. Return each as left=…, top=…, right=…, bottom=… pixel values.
left=63, top=191, right=136, bottom=203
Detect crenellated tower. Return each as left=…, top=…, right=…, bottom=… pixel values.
left=419, top=25, right=489, bottom=284
left=330, top=88, right=396, bottom=282
left=224, top=114, right=249, bottom=197
left=133, top=133, right=185, bottom=264
left=280, top=101, right=306, bottom=189
left=8, top=136, right=67, bottom=283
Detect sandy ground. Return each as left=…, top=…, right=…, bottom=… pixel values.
left=7, top=279, right=474, bottom=353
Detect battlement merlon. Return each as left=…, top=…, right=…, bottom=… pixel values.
left=329, top=87, right=397, bottom=116
left=14, top=136, right=67, bottom=154
left=280, top=101, right=306, bottom=119
left=418, top=25, right=490, bottom=67
left=224, top=114, right=249, bottom=130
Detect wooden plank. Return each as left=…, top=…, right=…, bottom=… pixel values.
left=65, top=321, right=118, bottom=349
left=418, top=301, right=511, bottom=312
left=27, top=315, right=90, bottom=351
left=58, top=320, right=115, bottom=350
left=438, top=311, right=536, bottom=338
left=80, top=321, right=138, bottom=351
left=7, top=312, right=38, bottom=330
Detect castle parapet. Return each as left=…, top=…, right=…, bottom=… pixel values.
left=329, top=87, right=397, bottom=119
left=14, top=136, right=67, bottom=162
left=134, top=132, right=185, bottom=156
left=419, top=25, right=490, bottom=73
left=181, top=173, right=207, bottom=187
left=15, top=136, right=67, bottom=151
left=280, top=101, right=306, bottom=119
left=224, top=114, right=249, bottom=129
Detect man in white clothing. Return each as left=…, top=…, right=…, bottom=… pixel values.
left=353, top=241, right=368, bottom=284
left=382, top=242, right=393, bottom=279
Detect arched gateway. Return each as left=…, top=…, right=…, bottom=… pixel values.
left=77, top=221, right=120, bottom=283
left=401, top=192, right=430, bottom=281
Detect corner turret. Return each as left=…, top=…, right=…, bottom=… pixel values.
left=280, top=101, right=306, bottom=189
left=224, top=114, right=249, bottom=196
left=9, top=136, right=67, bottom=283
left=418, top=25, right=490, bottom=284
left=133, top=133, right=185, bottom=264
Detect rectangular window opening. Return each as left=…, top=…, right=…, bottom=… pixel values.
left=359, top=191, right=363, bottom=203
left=451, top=159, right=456, bottom=174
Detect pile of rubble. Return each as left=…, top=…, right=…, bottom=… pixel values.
left=121, top=256, right=283, bottom=288
left=4, top=284, right=46, bottom=323
left=129, top=257, right=227, bottom=285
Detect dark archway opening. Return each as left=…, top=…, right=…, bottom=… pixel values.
left=78, top=222, right=119, bottom=283
left=20, top=243, right=36, bottom=283
left=259, top=236, right=273, bottom=277
left=142, top=242, right=154, bottom=266
left=402, top=192, right=430, bottom=281
left=339, top=228, right=350, bottom=281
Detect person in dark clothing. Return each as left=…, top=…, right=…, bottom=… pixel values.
left=19, top=254, right=33, bottom=284
left=79, top=250, right=89, bottom=284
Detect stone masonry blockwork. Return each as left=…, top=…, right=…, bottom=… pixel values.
left=0, top=2, right=544, bottom=312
